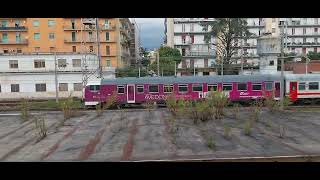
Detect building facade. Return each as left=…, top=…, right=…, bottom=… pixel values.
left=0, top=53, right=115, bottom=101
left=0, top=18, right=136, bottom=68
left=165, top=18, right=320, bottom=76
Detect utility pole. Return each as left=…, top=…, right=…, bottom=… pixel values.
left=240, top=39, right=244, bottom=74
left=280, top=24, right=285, bottom=110
left=221, top=52, right=224, bottom=76
left=174, top=61, right=177, bottom=76
left=54, top=51, right=59, bottom=103
left=138, top=66, right=141, bottom=77
left=96, top=18, right=102, bottom=78
left=157, top=51, right=160, bottom=76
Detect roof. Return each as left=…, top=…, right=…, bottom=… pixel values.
left=284, top=74, right=320, bottom=81
left=101, top=75, right=282, bottom=85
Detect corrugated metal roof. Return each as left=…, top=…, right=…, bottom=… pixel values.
left=101, top=75, right=282, bottom=85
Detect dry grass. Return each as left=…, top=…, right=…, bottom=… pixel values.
left=207, top=91, right=229, bottom=119
left=33, top=113, right=47, bottom=141
left=20, top=98, right=30, bottom=122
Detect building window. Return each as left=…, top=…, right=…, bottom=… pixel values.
left=3, top=49, right=8, bottom=54
left=252, top=83, right=262, bottom=91
left=315, top=28, right=318, bottom=33
left=17, top=48, right=22, bottom=53
left=35, top=83, right=46, bottom=92
left=48, top=20, right=55, bottom=27
left=190, top=24, right=194, bottom=32
left=181, top=48, right=185, bottom=56
left=292, top=28, right=295, bottom=35
left=303, top=28, right=306, bottom=35
left=315, top=38, right=318, bottom=44
left=32, top=20, right=39, bottom=27
left=89, top=46, right=94, bottom=52
left=182, top=35, right=186, bottom=44
left=34, top=60, right=45, bottom=68
left=88, top=31, right=93, bottom=41
left=117, top=85, right=125, bottom=94
left=178, top=84, right=188, bottom=93
left=190, top=35, right=194, bottom=44
left=105, top=32, right=110, bottom=41
left=203, top=72, right=210, bottom=76
left=106, top=59, right=111, bottom=67
left=16, top=32, right=21, bottom=43
left=192, top=84, right=203, bottom=92
left=71, top=32, right=76, bottom=41
left=34, top=47, right=40, bottom=52
left=269, top=60, right=274, bottom=66
left=72, top=59, right=81, bottom=67
left=89, top=85, right=100, bottom=92
left=2, top=33, right=8, bottom=43
left=222, top=83, right=233, bottom=91
left=164, top=84, right=173, bottom=93
left=137, top=85, right=144, bottom=93
left=149, top=85, right=159, bottom=93
left=182, top=24, right=185, bottom=32
left=59, top=83, right=68, bottom=91
left=49, top=47, right=55, bottom=52
left=1, top=20, right=8, bottom=27
left=72, top=46, right=76, bottom=52
left=71, top=20, right=75, bottom=29
left=74, top=83, right=82, bottom=91
left=309, top=82, right=319, bottom=90
left=303, top=48, right=307, bottom=54
left=9, top=60, right=18, bottom=69
left=237, top=83, right=247, bottom=91
left=299, top=82, right=306, bottom=90
left=265, top=82, right=273, bottom=91
left=303, top=38, right=306, bottom=43
left=106, top=46, right=110, bottom=55
left=315, top=18, right=319, bottom=25
left=292, top=48, right=295, bottom=52
left=208, top=84, right=217, bottom=91
left=11, top=84, right=19, bottom=92
left=34, top=33, right=40, bottom=40
left=48, top=33, right=55, bottom=40
left=58, top=59, right=67, bottom=68
left=104, top=19, right=110, bottom=29
left=314, top=48, right=317, bottom=53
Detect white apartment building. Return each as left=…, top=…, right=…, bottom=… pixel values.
left=0, top=53, right=115, bottom=101
left=165, top=18, right=320, bottom=76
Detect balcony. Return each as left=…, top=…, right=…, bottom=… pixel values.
left=0, top=26, right=28, bottom=31
left=288, top=42, right=320, bottom=47
left=101, top=25, right=116, bottom=30
left=0, top=39, right=28, bottom=44
left=64, top=38, right=81, bottom=43
left=288, top=33, right=320, bottom=37
left=183, top=51, right=215, bottom=57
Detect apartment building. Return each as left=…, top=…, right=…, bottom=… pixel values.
left=0, top=53, right=115, bottom=101
left=165, top=18, right=320, bottom=76
left=165, top=18, right=216, bottom=76
left=0, top=18, right=136, bottom=68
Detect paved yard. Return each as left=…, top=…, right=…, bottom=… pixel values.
left=0, top=108, right=320, bottom=161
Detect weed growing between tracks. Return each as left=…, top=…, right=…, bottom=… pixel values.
left=33, top=113, right=47, bottom=142
left=96, top=91, right=117, bottom=117
left=20, top=98, right=30, bottom=122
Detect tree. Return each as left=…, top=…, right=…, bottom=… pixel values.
left=149, top=46, right=182, bottom=76
left=115, top=67, right=149, bottom=77
left=307, top=51, right=320, bottom=60
left=201, top=18, right=253, bottom=74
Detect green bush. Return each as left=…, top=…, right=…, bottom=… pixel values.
left=20, top=98, right=30, bottom=122
left=165, top=93, right=178, bottom=116
left=207, top=90, right=229, bottom=119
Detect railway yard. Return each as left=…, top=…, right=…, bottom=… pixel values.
left=0, top=106, right=320, bottom=161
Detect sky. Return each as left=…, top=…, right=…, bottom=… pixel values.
left=134, top=18, right=164, bottom=51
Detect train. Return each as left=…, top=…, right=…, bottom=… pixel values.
left=83, top=74, right=320, bottom=107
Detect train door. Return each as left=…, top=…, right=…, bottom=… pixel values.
left=275, top=82, right=281, bottom=99
left=289, top=81, right=298, bottom=102
left=127, top=84, right=135, bottom=103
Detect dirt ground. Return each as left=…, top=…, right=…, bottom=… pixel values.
left=0, top=107, right=320, bottom=161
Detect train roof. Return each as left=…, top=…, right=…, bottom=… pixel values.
left=284, top=74, right=320, bottom=81
left=101, top=75, right=282, bottom=85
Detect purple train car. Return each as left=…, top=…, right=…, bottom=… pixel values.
left=84, top=75, right=282, bottom=107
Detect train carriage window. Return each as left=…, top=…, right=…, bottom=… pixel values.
left=207, top=84, right=217, bottom=91
left=164, top=84, right=173, bottom=93
left=265, top=82, right=273, bottom=91
left=299, top=82, right=306, bottom=90
left=137, top=85, right=144, bottom=93
left=309, top=82, right=319, bottom=90
left=252, top=83, right=262, bottom=91
left=117, top=85, right=125, bottom=94
left=89, top=85, right=100, bottom=92
left=192, top=84, right=203, bottom=92
left=178, top=84, right=188, bottom=93
left=237, top=83, right=247, bottom=91
left=149, top=85, right=159, bottom=93
left=222, top=83, right=233, bottom=91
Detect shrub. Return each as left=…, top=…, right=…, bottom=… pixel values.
left=97, top=91, right=118, bottom=117
left=207, top=90, right=229, bottom=119
left=194, top=100, right=212, bottom=122
left=264, top=91, right=279, bottom=113
left=165, top=93, right=178, bottom=116
left=20, top=98, right=30, bottom=122
left=231, top=103, right=241, bottom=120
left=34, top=114, right=47, bottom=141
left=60, top=95, right=76, bottom=120
left=251, top=99, right=263, bottom=122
